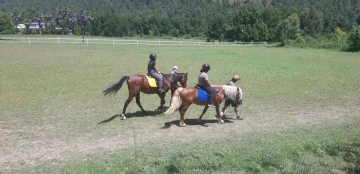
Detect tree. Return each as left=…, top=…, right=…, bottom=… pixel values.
left=277, top=12, right=301, bottom=46
left=347, top=24, right=360, bottom=51
left=24, top=19, right=31, bottom=35
left=76, top=11, right=87, bottom=43
left=335, top=27, right=346, bottom=41
left=35, top=12, right=44, bottom=35
left=87, top=12, right=96, bottom=36
left=300, top=5, right=324, bottom=37
left=56, top=8, right=69, bottom=35
left=0, top=12, right=13, bottom=34
left=11, top=11, right=21, bottom=34
left=206, top=13, right=227, bottom=41
left=231, top=3, right=268, bottom=42
left=262, top=6, right=282, bottom=41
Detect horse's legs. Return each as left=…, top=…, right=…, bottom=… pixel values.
left=220, top=104, right=229, bottom=118
left=156, top=93, right=166, bottom=113
left=121, top=94, right=135, bottom=119
left=179, top=103, right=190, bottom=127
left=197, top=105, right=209, bottom=124
left=215, top=105, right=224, bottom=124
left=135, top=92, right=147, bottom=114
left=160, top=96, right=166, bottom=112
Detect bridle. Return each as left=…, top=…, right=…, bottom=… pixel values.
left=174, top=73, right=187, bottom=87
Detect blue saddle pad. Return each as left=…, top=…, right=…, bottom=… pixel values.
left=197, top=89, right=208, bottom=103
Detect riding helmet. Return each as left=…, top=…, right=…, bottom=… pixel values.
left=149, top=53, right=157, bottom=60
left=202, top=63, right=211, bottom=71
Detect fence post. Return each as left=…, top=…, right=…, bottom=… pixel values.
left=28, top=37, right=30, bottom=45
left=87, top=38, right=88, bottom=46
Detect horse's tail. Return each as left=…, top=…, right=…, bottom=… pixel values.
left=103, top=76, right=129, bottom=96
left=164, top=87, right=184, bottom=115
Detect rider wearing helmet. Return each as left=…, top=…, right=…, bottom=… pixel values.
left=197, top=63, right=216, bottom=107
left=148, top=53, right=164, bottom=93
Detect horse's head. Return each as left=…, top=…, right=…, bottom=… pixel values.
left=176, top=72, right=188, bottom=87
left=235, top=87, right=243, bottom=105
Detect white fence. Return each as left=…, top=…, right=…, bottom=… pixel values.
left=0, top=37, right=268, bottom=47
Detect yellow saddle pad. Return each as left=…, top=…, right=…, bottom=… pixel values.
left=146, top=75, right=157, bottom=87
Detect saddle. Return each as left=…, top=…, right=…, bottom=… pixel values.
left=195, top=85, right=219, bottom=103
left=145, top=75, right=158, bottom=87
left=197, top=88, right=208, bottom=102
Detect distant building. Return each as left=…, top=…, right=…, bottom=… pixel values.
left=29, top=22, right=45, bottom=29
left=16, top=24, right=26, bottom=29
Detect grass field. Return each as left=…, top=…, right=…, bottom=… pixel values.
left=1, top=41, right=360, bottom=173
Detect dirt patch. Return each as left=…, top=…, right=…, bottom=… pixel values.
left=1, top=102, right=359, bottom=173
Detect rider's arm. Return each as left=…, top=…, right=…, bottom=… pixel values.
left=153, top=65, right=160, bottom=74
left=206, top=80, right=212, bottom=87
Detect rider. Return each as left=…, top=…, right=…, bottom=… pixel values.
left=221, top=74, right=243, bottom=120
left=197, top=63, right=216, bottom=108
left=148, top=53, right=164, bottom=93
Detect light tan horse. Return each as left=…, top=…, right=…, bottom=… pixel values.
left=165, top=85, right=243, bottom=126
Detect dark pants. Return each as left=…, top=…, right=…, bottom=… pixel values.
left=150, top=71, right=163, bottom=89
left=198, top=85, right=216, bottom=105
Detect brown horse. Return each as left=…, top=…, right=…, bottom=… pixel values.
left=103, top=73, right=188, bottom=119
left=165, top=85, right=243, bottom=127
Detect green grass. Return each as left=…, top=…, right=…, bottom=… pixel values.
left=1, top=42, right=360, bottom=173
left=22, top=121, right=360, bottom=174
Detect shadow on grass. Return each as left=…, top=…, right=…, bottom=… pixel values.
left=161, top=118, right=234, bottom=129
left=98, top=107, right=169, bottom=124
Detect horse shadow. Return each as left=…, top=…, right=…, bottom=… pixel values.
left=161, top=118, right=234, bottom=129
left=98, top=107, right=170, bottom=124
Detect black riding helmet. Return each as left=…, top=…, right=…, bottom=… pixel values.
left=149, top=53, right=157, bottom=60
left=200, top=63, right=211, bottom=72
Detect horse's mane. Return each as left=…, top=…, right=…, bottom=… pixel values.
left=222, top=85, right=241, bottom=101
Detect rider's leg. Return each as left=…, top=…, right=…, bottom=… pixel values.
left=151, top=72, right=164, bottom=93
left=203, top=85, right=216, bottom=107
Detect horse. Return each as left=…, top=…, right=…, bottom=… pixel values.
left=164, top=85, right=243, bottom=127
left=103, top=73, right=188, bottom=119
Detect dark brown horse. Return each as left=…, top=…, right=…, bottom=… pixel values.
left=165, top=85, right=242, bottom=126
left=103, top=73, right=188, bottom=119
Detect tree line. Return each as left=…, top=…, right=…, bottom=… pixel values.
left=0, top=0, right=360, bottom=50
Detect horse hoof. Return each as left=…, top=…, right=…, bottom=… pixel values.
left=237, top=116, right=243, bottom=120
left=179, top=122, right=186, bottom=127
left=219, top=120, right=224, bottom=124
left=121, top=114, right=126, bottom=120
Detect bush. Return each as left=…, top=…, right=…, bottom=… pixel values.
left=0, top=12, right=13, bottom=34
left=347, top=24, right=360, bottom=52
left=183, top=34, right=192, bottom=39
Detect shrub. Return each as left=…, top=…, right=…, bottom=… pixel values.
left=347, top=24, right=360, bottom=52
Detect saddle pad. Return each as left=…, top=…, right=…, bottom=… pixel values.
left=197, top=89, right=208, bottom=103
left=145, top=75, right=157, bottom=87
